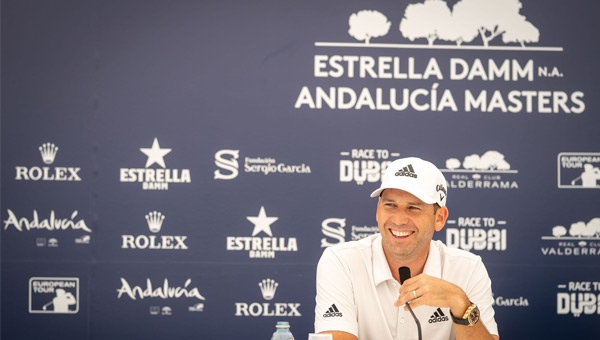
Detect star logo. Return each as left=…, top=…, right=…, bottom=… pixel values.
left=140, top=138, right=172, bottom=168
left=247, top=206, right=278, bottom=237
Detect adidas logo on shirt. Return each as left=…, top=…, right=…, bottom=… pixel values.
left=428, top=308, right=449, bottom=324
left=395, top=164, right=417, bottom=178
left=323, top=304, right=343, bottom=318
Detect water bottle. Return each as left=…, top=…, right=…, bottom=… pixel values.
left=271, top=321, right=295, bottom=340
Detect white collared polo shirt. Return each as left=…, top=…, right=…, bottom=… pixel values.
left=314, top=234, right=499, bottom=340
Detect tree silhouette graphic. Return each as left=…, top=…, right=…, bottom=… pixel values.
left=348, top=10, right=391, bottom=44
left=397, top=0, right=539, bottom=47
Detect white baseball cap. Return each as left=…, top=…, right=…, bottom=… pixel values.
left=370, top=157, right=448, bottom=207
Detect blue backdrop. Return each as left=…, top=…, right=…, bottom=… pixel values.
left=2, top=0, right=600, bottom=339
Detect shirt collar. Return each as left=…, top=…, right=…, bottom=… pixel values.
left=372, top=237, right=442, bottom=286
left=372, top=235, right=392, bottom=286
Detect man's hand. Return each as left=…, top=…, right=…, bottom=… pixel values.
left=394, top=273, right=469, bottom=318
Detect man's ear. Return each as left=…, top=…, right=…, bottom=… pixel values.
left=434, top=206, right=449, bottom=232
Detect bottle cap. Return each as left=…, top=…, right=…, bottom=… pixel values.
left=275, top=321, right=290, bottom=328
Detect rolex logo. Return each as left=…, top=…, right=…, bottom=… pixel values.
left=145, top=211, right=165, bottom=233
left=258, top=278, right=279, bottom=301
left=122, top=211, right=188, bottom=250
left=39, top=143, right=59, bottom=164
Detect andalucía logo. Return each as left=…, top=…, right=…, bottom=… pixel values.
left=214, top=149, right=311, bottom=180
left=29, top=277, right=79, bottom=314
left=15, top=143, right=82, bottom=182
left=121, top=211, right=188, bottom=250
left=120, top=138, right=191, bottom=190
left=441, top=151, right=519, bottom=190
left=541, top=218, right=600, bottom=256
left=338, top=148, right=400, bottom=185
left=234, top=278, right=301, bottom=317
left=3, top=209, right=91, bottom=233
left=117, top=278, right=205, bottom=301
left=557, top=152, right=600, bottom=189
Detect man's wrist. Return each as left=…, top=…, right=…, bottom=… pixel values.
left=450, top=293, right=470, bottom=318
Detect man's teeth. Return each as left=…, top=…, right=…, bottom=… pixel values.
left=390, top=230, right=413, bottom=237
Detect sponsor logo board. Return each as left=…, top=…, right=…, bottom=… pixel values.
left=214, top=149, right=311, bottom=180
left=119, top=138, right=191, bottom=190
left=556, top=281, right=600, bottom=317
left=541, top=218, right=600, bottom=256
left=121, top=211, right=188, bottom=250
left=234, top=278, right=301, bottom=317
left=29, top=277, right=79, bottom=314
left=320, top=217, right=378, bottom=247
left=446, top=216, right=508, bottom=252
left=338, top=148, right=400, bottom=185
left=226, top=206, right=297, bottom=258
left=557, top=152, right=600, bottom=189
left=15, top=143, right=82, bottom=182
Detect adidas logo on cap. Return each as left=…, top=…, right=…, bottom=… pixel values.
left=323, top=304, right=343, bottom=318
left=428, top=308, right=449, bottom=324
left=395, top=164, right=417, bottom=178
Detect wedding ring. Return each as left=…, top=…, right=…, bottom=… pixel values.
left=412, top=290, right=417, bottom=299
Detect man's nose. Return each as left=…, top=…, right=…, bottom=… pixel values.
left=390, top=210, right=410, bottom=225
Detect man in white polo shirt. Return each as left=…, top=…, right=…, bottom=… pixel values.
left=314, top=157, right=499, bottom=340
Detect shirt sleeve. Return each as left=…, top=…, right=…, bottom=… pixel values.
left=314, top=247, right=359, bottom=336
left=464, top=258, right=499, bottom=337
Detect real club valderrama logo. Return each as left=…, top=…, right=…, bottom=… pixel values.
left=120, top=138, right=191, bottom=190
left=121, top=211, right=188, bottom=250
left=440, top=150, right=519, bottom=190
left=15, top=143, right=82, bottom=181
left=541, top=218, right=600, bottom=256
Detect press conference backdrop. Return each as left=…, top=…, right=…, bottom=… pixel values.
left=1, top=0, right=599, bottom=339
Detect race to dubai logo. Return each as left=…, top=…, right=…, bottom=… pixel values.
left=121, top=211, right=188, bottom=250
left=441, top=150, right=519, bottom=190
left=15, top=142, right=82, bottom=181
left=214, top=149, right=311, bottom=180
left=295, top=1, right=586, bottom=115
left=320, top=217, right=378, bottom=247
left=234, top=278, right=301, bottom=317
left=557, top=152, right=600, bottom=189
left=541, top=218, right=600, bottom=256
left=226, top=206, right=298, bottom=258
left=120, top=138, right=191, bottom=190
left=556, top=281, right=600, bottom=317
left=446, top=216, right=508, bottom=252
left=29, top=277, right=79, bottom=314
left=339, top=148, right=400, bottom=185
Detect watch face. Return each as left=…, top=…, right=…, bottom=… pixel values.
left=469, top=306, right=480, bottom=325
